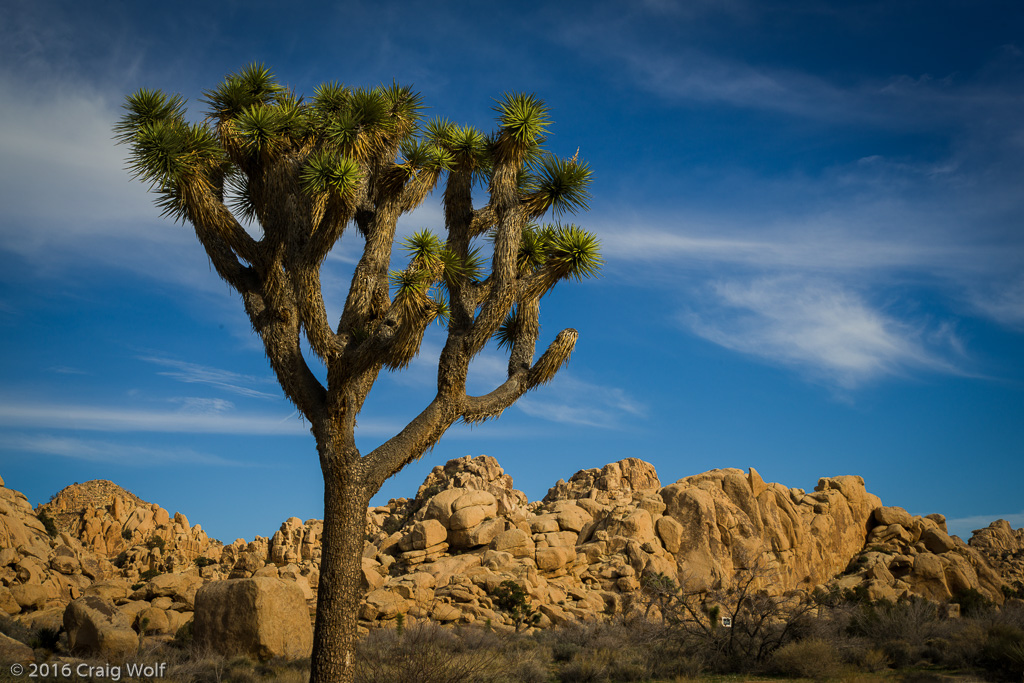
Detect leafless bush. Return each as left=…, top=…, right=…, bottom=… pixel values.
left=353, top=622, right=503, bottom=683
left=638, top=551, right=816, bottom=672
left=768, top=638, right=842, bottom=680
left=848, top=595, right=940, bottom=645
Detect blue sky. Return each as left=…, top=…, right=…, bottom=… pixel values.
left=1, top=0, right=1022, bottom=542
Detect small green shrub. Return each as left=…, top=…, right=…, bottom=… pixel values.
left=140, top=568, right=162, bottom=581
left=492, top=580, right=540, bottom=631
left=29, top=626, right=61, bottom=651
left=122, top=528, right=133, bottom=540
left=146, top=535, right=167, bottom=550
left=194, top=556, right=216, bottom=568
left=1002, top=580, right=1024, bottom=600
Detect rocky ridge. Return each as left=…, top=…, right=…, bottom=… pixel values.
left=2, top=458, right=1023, bottom=662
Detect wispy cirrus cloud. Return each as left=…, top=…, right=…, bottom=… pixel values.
left=945, top=511, right=1024, bottom=540
left=0, top=401, right=308, bottom=435
left=0, top=400, right=407, bottom=438
left=0, top=433, right=248, bottom=467
left=516, top=374, right=646, bottom=428
left=139, top=356, right=279, bottom=400
left=680, top=275, right=969, bottom=389
left=169, top=397, right=235, bottom=414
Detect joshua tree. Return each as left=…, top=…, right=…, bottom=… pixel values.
left=116, top=64, right=601, bottom=682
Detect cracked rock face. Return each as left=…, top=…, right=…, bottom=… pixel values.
left=1, top=453, right=1021, bottom=659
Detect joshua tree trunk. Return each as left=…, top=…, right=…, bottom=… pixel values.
left=117, top=65, right=602, bottom=683
left=310, top=447, right=371, bottom=682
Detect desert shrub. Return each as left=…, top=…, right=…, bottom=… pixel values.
left=29, top=626, right=61, bottom=651
left=1002, top=580, right=1024, bottom=600
left=121, top=528, right=132, bottom=540
left=139, top=568, right=162, bottom=581
left=173, top=619, right=194, bottom=648
left=849, top=596, right=938, bottom=644
left=146, top=535, right=166, bottom=550
left=194, top=556, right=216, bottom=568
left=769, top=638, right=842, bottom=680
left=952, top=587, right=994, bottom=617
left=353, top=623, right=502, bottom=683
left=977, top=623, right=1024, bottom=681
left=37, top=511, right=58, bottom=538
left=112, top=550, right=128, bottom=568
left=856, top=646, right=891, bottom=672
left=503, top=649, right=551, bottom=683
left=557, top=655, right=607, bottom=683
left=550, top=637, right=581, bottom=663
left=880, top=638, right=920, bottom=669
left=0, top=614, right=32, bottom=645
left=491, top=580, right=540, bottom=631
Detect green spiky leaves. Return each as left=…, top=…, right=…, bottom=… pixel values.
left=399, top=140, right=453, bottom=176
left=202, top=63, right=285, bottom=120
left=114, top=89, right=187, bottom=144
left=401, top=230, right=482, bottom=286
left=544, top=223, right=603, bottom=282
left=506, top=223, right=602, bottom=283
left=425, top=118, right=490, bottom=176
left=300, top=150, right=362, bottom=199
left=494, top=92, right=550, bottom=146
left=523, top=153, right=592, bottom=217
left=491, top=92, right=550, bottom=168
left=494, top=306, right=522, bottom=352
left=118, top=93, right=223, bottom=222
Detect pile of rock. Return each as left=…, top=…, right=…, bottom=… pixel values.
left=2, top=455, right=1022, bottom=665
left=969, top=519, right=1024, bottom=593
left=823, top=506, right=1006, bottom=603
left=37, top=481, right=221, bottom=579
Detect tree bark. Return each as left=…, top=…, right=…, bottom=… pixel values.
left=309, top=447, right=371, bottom=683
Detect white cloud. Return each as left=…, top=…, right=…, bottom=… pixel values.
left=139, top=356, right=279, bottom=400
left=0, top=433, right=247, bottom=467
left=170, top=397, right=235, bottom=414
left=945, top=511, right=1024, bottom=540
left=681, top=275, right=966, bottom=389
left=0, top=399, right=410, bottom=438
left=516, top=374, right=646, bottom=428
left=967, top=277, right=1024, bottom=330
left=0, top=401, right=309, bottom=435
left=0, top=70, right=169, bottom=243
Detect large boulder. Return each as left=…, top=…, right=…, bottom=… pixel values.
left=63, top=596, right=138, bottom=661
left=658, top=468, right=881, bottom=592
left=193, top=577, right=312, bottom=660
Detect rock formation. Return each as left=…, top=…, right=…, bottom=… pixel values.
left=0, top=457, right=1021, bottom=663
left=37, top=480, right=221, bottom=578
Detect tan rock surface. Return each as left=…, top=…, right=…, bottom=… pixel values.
left=193, top=577, right=312, bottom=660
left=63, top=596, right=139, bottom=661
